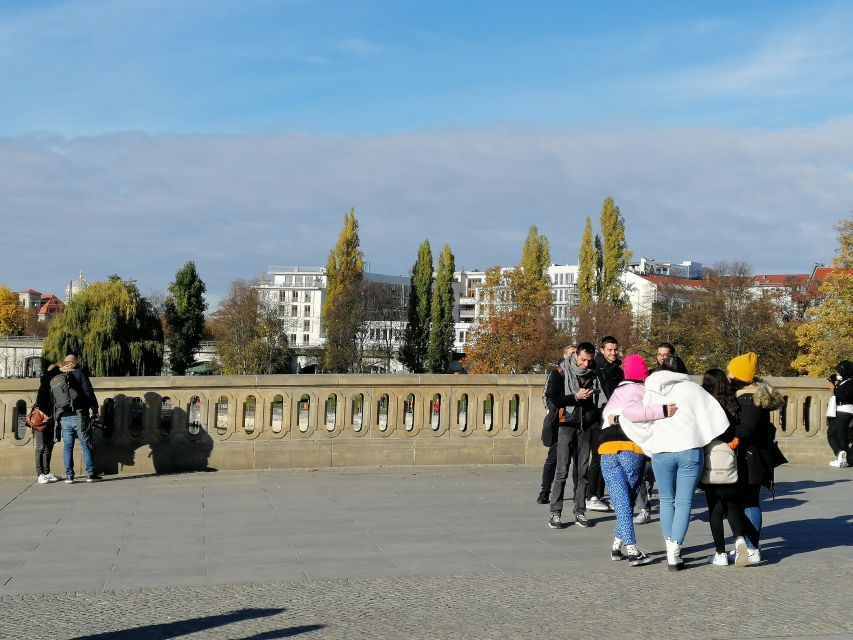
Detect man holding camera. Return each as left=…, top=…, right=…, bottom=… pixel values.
left=545, top=342, right=600, bottom=529
left=51, top=354, right=101, bottom=483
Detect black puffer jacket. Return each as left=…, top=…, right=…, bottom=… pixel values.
left=736, top=381, right=785, bottom=488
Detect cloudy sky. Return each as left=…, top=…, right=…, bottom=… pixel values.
left=1, top=0, right=851, bottom=303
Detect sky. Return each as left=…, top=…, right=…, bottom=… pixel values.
left=1, top=0, right=851, bottom=303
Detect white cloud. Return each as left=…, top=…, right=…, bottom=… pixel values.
left=0, top=120, right=850, bottom=302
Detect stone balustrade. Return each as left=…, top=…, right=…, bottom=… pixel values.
left=0, top=375, right=835, bottom=477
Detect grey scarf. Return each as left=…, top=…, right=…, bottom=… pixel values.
left=562, top=356, right=595, bottom=397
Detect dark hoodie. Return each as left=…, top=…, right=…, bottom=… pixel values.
left=593, top=352, right=624, bottom=401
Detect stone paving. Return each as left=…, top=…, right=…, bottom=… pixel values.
left=0, top=464, right=851, bottom=639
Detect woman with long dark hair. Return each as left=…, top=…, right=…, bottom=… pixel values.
left=700, top=368, right=749, bottom=567
left=34, top=363, right=62, bottom=483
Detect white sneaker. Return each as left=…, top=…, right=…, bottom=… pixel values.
left=44, top=473, right=59, bottom=483
left=633, top=509, right=651, bottom=524
left=708, top=552, right=729, bottom=566
left=586, top=497, right=610, bottom=512
left=746, top=548, right=762, bottom=565
left=734, top=536, right=748, bottom=567
left=37, top=474, right=48, bottom=484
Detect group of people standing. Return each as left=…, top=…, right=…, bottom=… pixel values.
left=540, top=338, right=787, bottom=569
left=32, top=354, right=101, bottom=484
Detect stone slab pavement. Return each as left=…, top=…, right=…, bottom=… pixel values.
left=0, top=464, right=851, bottom=639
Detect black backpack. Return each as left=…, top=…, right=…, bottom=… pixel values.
left=50, top=372, right=81, bottom=416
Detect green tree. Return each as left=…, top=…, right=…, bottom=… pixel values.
left=520, top=225, right=551, bottom=285
left=426, top=244, right=456, bottom=373
left=322, top=208, right=365, bottom=372
left=577, top=217, right=596, bottom=307
left=400, top=240, right=433, bottom=373
left=44, top=276, right=163, bottom=375
left=164, top=261, right=207, bottom=375
left=793, top=220, right=853, bottom=375
left=211, top=281, right=290, bottom=375
left=0, top=286, right=25, bottom=336
left=599, top=196, right=632, bottom=306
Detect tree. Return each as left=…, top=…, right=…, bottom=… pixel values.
left=793, top=220, right=853, bottom=376
left=520, top=225, right=551, bottom=285
left=211, top=280, right=291, bottom=375
left=400, top=240, right=433, bottom=373
left=577, top=217, right=596, bottom=307
left=426, top=244, right=456, bottom=373
left=43, top=276, right=163, bottom=376
left=0, top=286, right=25, bottom=336
left=164, top=261, right=208, bottom=375
left=599, top=197, right=632, bottom=306
left=322, top=208, right=365, bottom=372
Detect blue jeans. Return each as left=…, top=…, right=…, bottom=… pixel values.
left=61, top=414, right=94, bottom=478
left=651, top=448, right=704, bottom=545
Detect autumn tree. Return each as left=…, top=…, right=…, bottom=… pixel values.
left=520, top=225, right=551, bottom=285
left=599, top=197, right=632, bottom=306
left=322, top=208, right=365, bottom=372
left=426, top=244, right=456, bottom=373
left=164, top=261, right=207, bottom=375
left=793, top=220, right=853, bottom=375
left=0, top=286, right=25, bottom=336
left=44, top=276, right=163, bottom=375
left=400, top=240, right=433, bottom=373
left=577, top=217, right=596, bottom=306
left=211, top=280, right=291, bottom=375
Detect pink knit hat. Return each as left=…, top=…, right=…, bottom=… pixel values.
left=623, top=354, right=649, bottom=382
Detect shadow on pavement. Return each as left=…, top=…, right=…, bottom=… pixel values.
left=66, top=607, right=324, bottom=640
left=757, top=514, right=853, bottom=562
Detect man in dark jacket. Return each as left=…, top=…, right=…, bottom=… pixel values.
left=586, top=336, right=624, bottom=511
left=537, top=345, right=575, bottom=503
left=546, top=342, right=599, bottom=529
left=52, top=354, right=101, bottom=483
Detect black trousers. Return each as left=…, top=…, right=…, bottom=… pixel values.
left=549, top=426, right=592, bottom=515
left=827, top=411, right=853, bottom=456
left=540, top=442, right=558, bottom=494
left=34, top=423, right=55, bottom=476
left=586, top=427, right=606, bottom=499
left=704, top=486, right=747, bottom=553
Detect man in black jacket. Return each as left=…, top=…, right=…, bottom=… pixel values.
left=537, top=345, right=575, bottom=503
left=586, top=335, right=624, bottom=512
left=52, top=355, right=101, bottom=483
left=546, top=342, right=599, bottom=529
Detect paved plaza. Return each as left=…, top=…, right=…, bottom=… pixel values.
left=0, top=464, right=851, bottom=639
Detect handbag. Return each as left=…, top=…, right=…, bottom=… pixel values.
left=702, top=438, right=738, bottom=484
left=25, top=405, right=50, bottom=432
left=541, top=400, right=559, bottom=447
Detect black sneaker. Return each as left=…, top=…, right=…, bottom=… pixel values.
left=536, top=491, right=550, bottom=505
left=611, top=546, right=623, bottom=561
left=574, top=513, right=593, bottom=528
left=548, top=512, right=562, bottom=529
left=627, top=550, right=653, bottom=566
left=86, top=474, right=103, bottom=483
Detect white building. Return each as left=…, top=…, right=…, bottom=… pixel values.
left=629, top=257, right=704, bottom=280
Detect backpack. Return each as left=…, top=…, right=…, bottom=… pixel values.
left=701, top=438, right=738, bottom=485
left=50, top=372, right=81, bottom=416
left=541, top=370, right=559, bottom=447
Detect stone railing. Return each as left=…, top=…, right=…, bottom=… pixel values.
left=0, top=375, right=835, bottom=477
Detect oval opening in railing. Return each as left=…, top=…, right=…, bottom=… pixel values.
left=325, top=394, right=337, bottom=431
left=377, top=394, right=389, bottom=431
left=803, top=396, right=812, bottom=432
left=457, top=394, right=468, bottom=432
left=509, top=394, right=520, bottom=431
left=244, top=395, right=256, bottom=434
left=270, top=395, right=284, bottom=433
left=404, top=393, right=415, bottom=431
left=14, top=399, right=27, bottom=440
left=483, top=394, right=494, bottom=431
left=188, top=395, right=205, bottom=435
left=159, top=397, right=172, bottom=437
left=215, top=396, right=229, bottom=435
left=351, top=393, right=364, bottom=432
left=298, top=394, right=310, bottom=431
left=100, top=398, right=116, bottom=438
left=129, top=397, right=145, bottom=437
left=430, top=394, right=441, bottom=431
left=779, top=395, right=789, bottom=432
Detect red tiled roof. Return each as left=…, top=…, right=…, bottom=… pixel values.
left=19, top=289, right=41, bottom=295
left=752, top=274, right=809, bottom=286
left=38, top=299, right=66, bottom=314
left=640, top=275, right=706, bottom=289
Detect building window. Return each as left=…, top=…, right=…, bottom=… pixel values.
left=278, top=291, right=288, bottom=302
left=304, top=305, right=311, bottom=316
left=290, top=305, right=297, bottom=316
left=303, top=320, right=310, bottom=332
left=290, top=333, right=297, bottom=344
left=292, top=290, right=298, bottom=301
left=303, top=334, right=309, bottom=344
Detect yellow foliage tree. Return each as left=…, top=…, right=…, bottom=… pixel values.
left=0, top=286, right=25, bottom=336
left=792, top=220, right=853, bottom=376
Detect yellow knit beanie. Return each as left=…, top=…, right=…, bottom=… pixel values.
left=728, top=352, right=757, bottom=383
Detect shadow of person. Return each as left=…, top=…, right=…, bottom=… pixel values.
left=65, top=607, right=325, bottom=640
left=754, top=513, right=853, bottom=563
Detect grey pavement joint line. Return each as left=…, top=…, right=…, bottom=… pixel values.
left=0, top=479, right=35, bottom=513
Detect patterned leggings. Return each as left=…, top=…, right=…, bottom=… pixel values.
left=600, top=450, right=645, bottom=545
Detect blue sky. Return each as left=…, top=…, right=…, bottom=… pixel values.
left=1, top=1, right=851, bottom=300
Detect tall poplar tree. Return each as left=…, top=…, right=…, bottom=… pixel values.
left=164, top=261, right=207, bottom=375
left=426, top=244, right=456, bottom=373
left=322, top=208, right=365, bottom=372
left=44, top=276, right=163, bottom=376
left=577, top=217, right=596, bottom=307
left=400, top=240, right=433, bottom=373
left=520, top=225, right=551, bottom=285
left=599, top=197, right=632, bottom=306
